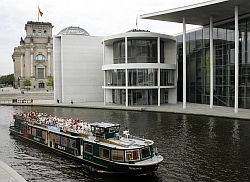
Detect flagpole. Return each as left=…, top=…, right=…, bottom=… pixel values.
left=38, top=6, right=39, bottom=22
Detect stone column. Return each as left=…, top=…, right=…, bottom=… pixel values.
left=30, top=48, right=34, bottom=77
left=20, top=54, right=24, bottom=77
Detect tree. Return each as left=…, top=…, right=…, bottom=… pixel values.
left=0, top=74, right=14, bottom=86
left=23, top=79, right=31, bottom=91
left=47, top=77, right=54, bottom=91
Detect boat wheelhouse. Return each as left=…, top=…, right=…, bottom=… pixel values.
left=9, top=112, right=163, bottom=175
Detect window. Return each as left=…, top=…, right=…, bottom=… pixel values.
left=141, top=147, right=151, bottom=159
left=112, top=150, right=124, bottom=161
left=100, top=147, right=110, bottom=159
left=38, top=30, right=42, bottom=36
left=84, top=143, right=93, bottom=154
left=42, top=131, right=46, bottom=139
left=44, top=30, right=47, bottom=34
left=51, top=133, right=60, bottom=144
left=37, top=68, right=45, bottom=79
left=69, top=139, right=76, bottom=148
left=61, top=136, right=68, bottom=146
left=35, top=54, right=46, bottom=63
left=32, top=128, right=36, bottom=136
left=36, top=129, right=42, bottom=138
left=125, top=150, right=140, bottom=161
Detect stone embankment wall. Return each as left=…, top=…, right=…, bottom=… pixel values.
left=0, top=91, right=53, bottom=103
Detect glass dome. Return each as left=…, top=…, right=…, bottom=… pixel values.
left=58, top=26, right=90, bottom=36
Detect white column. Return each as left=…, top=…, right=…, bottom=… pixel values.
left=125, top=69, right=128, bottom=107
left=210, top=17, right=214, bottom=109
left=30, top=50, right=34, bottom=77
left=47, top=52, right=51, bottom=76
left=104, top=71, right=106, bottom=105
left=102, top=41, right=105, bottom=65
left=157, top=37, right=160, bottom=63
left=125, top=37, right=128, bottom=64
left=125, top=37, right=128, bottom=107
left=183, top=17, right=187, bottom=109
left=157, top=37, right=161, bottom=106
left=103, top=41, right=106, bottom=105
left=158, top=68, right=161, bottom=106
left=20, top=55, right=24, bottom=77
left=235, top=6, right=239, bottom=113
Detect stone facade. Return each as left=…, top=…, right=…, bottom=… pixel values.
left=12, top=21, right=53, bottom=90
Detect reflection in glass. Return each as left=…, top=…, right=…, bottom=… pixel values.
left=128, top=89, right=158, bottom=105
left=177, top=17, right=250, bottom=109
left=128, top=69, right=158, bottom=86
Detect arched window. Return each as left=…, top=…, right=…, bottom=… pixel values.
left=35, top=54, right=46, bottom=63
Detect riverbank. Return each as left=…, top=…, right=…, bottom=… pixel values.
left=0, top=160, right=26, bottom=182
left=1, top=100, right=250, bottom=120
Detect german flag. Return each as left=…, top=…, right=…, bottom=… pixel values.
left=38, top=7, right=43, bottom=17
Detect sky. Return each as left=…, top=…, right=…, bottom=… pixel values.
left=0, top=0, right=207, bottom=75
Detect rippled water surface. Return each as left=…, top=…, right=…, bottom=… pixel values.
left=1, top=106, right=250, bottom=181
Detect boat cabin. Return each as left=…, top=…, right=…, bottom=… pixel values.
left=90, top=122, right=120, bottom=139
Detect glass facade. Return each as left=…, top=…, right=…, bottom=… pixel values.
left=106, top=70, right=125, bottom=86
left=105, top=35, right=176, bottom=106
left=160, top=69, right=175, bottom=86
left=128, top=69, right=158, bottom=86
left=113, top=38, right=165, bottom=64
left=113, top=40, right=125, bottom=64
left=128, top=89, right=158, bottom=105
left=177, top=16, right=250, bottom=109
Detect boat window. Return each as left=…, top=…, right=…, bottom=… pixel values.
left=36, top=129, right=42, bottom=138
left=112, top=150, right=124, bottom=161
left=69, top=138, right=76, bottom=148
left=84, top=143, right=93, bottom=154
left=42, top=131, right=46, bottom=139
left=100, top=147, right=110, bottom=159
left=51, top=133, right=60, bottom=144
left=125, top=150, right=140, bottom=161
left=28, top=127, right=32, bottom=135
left=32, top=128, right=36, bottom=136
left=61, top=136, right=68, bottom=147
left=141, top=147, right=151, bottom=159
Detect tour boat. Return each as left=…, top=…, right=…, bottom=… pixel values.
left=9, top=112, right=163, bottom=175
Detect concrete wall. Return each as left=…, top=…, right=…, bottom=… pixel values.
left=54, top=35, right=104, bottom=103
left=53, top=36, right=62, bottom=102
left=168, top=88, right=177, bottom=104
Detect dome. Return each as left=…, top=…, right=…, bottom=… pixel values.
left=58, top=26, right=90, bottom=36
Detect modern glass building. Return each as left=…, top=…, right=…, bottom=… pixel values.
left=102, top=30, right=177, bottom=106
left=176, top=18, right=250, bottom=109
left=141, top=0, right=250, bottom=111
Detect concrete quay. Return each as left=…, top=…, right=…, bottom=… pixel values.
left=1, top=100, right=250, bottom=121
left=0, top=160, right=26, bottom=182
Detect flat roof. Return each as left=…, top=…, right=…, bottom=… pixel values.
left=141, top=0, right=250, bottom=26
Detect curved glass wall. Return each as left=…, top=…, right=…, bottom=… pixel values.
left=160, top=69, right=175, bottom=86
left=127, top=39, right=157, bottom=63
left=113, top=38, right=165, bottom=64
left=128, top=89, right=158, bottom=105
left=113, top=40, right=125, bottom=64
left=105, top=70, right=125, bottom=86
left=128, top=69, right=157, bottom=86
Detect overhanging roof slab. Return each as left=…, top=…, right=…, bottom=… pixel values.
left=141, top=0, right=250, bottom=26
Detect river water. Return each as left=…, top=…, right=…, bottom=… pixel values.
left=0, top=105, right=250, bottom=182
